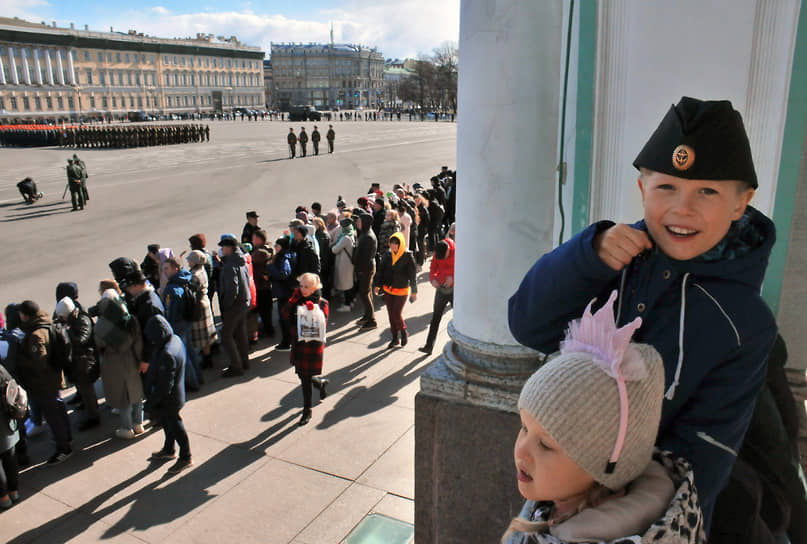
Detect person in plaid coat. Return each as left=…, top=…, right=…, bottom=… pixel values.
left=282, top=273, right=329, bottom=426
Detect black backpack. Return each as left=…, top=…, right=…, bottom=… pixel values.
left=182, top=279, right=204, bottom=321
left=49, top=321, right=72, bottom=371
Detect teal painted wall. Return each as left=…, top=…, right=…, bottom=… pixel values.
left=571, top=0, right=597, bottom=235
left=763, top=0, right=807, bottom=313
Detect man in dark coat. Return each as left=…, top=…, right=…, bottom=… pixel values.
left=251, top=229, right=275, bottom=338
left=298, top=127, right=308, bottom=157
left=372, top=198, right=386, bottom=240
left=144, top=315, right=192, bottom=474
left=54, top=296, right=100, bottom=430
left=109, top=257, right=165, bottom=370
left=326, top=124, right=335, bottom=153
left=241, top=211, right=260, bottom=244
left=140, top=244, right=161, bottom=290
left=292, top=227, right=320, bottom=276
left=16, top=301, right=73, bottom=464
left=287, top=128, right=297, bottom=159
left=354, top=212, right=378, bottom=329
left=311, top=125, right=321, bottom=155
left=217, top=234, right=252, bottom=378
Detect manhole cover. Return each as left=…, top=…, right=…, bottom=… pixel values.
left=345, top=513, right=414, bottom=544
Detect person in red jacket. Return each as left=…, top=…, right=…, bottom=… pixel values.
left=419, top=237, right=455, bottom=355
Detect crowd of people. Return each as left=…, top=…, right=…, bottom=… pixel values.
left=0, top=166, right=457, bottom=510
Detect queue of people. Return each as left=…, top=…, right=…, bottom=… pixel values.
left=0, top=166, right=458, bottom=510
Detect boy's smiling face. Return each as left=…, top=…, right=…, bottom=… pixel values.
left=638, top=171, right=755, bottom=261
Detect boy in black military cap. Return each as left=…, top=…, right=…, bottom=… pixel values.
left=509, top=97, right=777, bottom=533
left=241, top=211, right=260, bottom=244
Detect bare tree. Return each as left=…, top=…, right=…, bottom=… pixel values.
left=432, top=41, right=459, bottom=112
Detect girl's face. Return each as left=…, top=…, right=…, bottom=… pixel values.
left=299, top=277, right=318, bottom=297
left=389, top=240, right=400, bottom=253
left=514, top=410, right=595, bottom=503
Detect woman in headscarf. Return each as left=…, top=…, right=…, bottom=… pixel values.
left=186, top=250, right=218, bottom=368
left=331, top=217, right=356, bottom=312
left=374, top=232, right=418, bottom=348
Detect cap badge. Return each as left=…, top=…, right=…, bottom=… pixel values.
left=672, top=144, right=695, bottom=171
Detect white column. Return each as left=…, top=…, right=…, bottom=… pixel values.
left=66, top=49, right=76, bottom=85
left=20, top=48, right=31, bottom=85
left=0, top=55, right=6, bottom=85
left=33, top=49, right=43, bottom=84
left=8, top=47, right=18, bottom=85
left=56, top=50, right=65, bottom=85
left=44, top=49, right=54, bottom=85
left=421, top=0, right=562, bottom=408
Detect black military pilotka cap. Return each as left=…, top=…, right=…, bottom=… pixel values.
left=633, top=96, right=758, bottom=189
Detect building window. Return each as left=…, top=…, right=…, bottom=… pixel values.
left=22, top=96, right=30, bottom=109
left=173, top=55, right=178, bottom=65
left=138, top=96, right=142, bottom=107
left=10, top=96, right=17, bottom=110
left=0, top=97, right=4, bottom=110
left=100, top=71, right=105, bottom=85
left=150, top=55, right=155, bottom=64
left=116, top=52, right=121, bottom=63
left=166, top=96, right=171, bottom=107
left=182, top=73, right=187, bottom=86
left=164, top=55, right=169, bottom=64
left=125, top=53, right=130, bottom=63
left=46, top=96, right=52, bottom=109
left=102, top=96, right=108, bottom=108
left=84, top=51, right=90, bottom=61
left=135, top=72, right=140, bottom=85
left=129, top=96, right=134, bottom=107
left=180, top=57, right=185, bottom=66
left=164, top=73, right=170, bottom=86
left=227, top=59, right=232, bottom=68
left=89, top=96, right=95, bottom=108
left=127, top=71, right=132, bottom=85
left=107, top=53, right=112, bottom=62
left=57, top=96, right=63, bottom=109
left=112, top=96, right=116, bottom=107
left=98, top=52, right=103, bottom=63
left=34, top=96, right=42, bottom=110
left=67, top=96, right=74, bottom=109
left=192, top=95, right=197, bottom=105
left=86, top=69, right=93, bottom=85
left=184, top=95, right=189, bottom=106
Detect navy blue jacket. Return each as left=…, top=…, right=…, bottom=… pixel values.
left=162, top=268, right=193, bottom=327
left=508, top=206, right=778, bottom=531
left=143, top=315, right=185, bottom=413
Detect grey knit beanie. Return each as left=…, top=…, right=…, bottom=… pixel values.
left=518, top=292, right=665, bottom=491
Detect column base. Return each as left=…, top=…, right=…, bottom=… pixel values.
left=415, top=379, right=524, bottom=544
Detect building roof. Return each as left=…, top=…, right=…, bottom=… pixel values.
left=0, top=16, right=265, bottom=59
left=270, top=42, right=383, bottom=59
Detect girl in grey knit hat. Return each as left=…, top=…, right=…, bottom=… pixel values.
left=503, top=291, right=705, bottom=544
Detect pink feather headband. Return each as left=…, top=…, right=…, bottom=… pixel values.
left=560, top=290, right=644, bottom=474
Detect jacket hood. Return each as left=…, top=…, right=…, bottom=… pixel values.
left=169, top=269, right=193, bottom=285
left=358, top=213, right=374, bottom=233
left=444, top=237, right=455, bottom=258
left=637, top=206, right=775, bottom=290
left=23, top=310, right=51, bottom=332
left=223, top=249, right=247, bottom=267
left=390, top=232, right=407, bottom=265
left=144, top=314, right=173, bottom=345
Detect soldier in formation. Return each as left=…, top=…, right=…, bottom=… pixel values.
left=299, top=127, right=308, bottom=157
left=288, top=128, right=297, bottom=159
left=311, top=126, right=321, bottom=156
left=326, top=125, right=335, bottom=154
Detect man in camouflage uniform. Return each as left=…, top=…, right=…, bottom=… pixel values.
left=66, top=158, right=84, bottom=211
left=311, top=125, right=321, bottom=156
left=326, top=125, right=335, bottom=154
left=72, top=154, right=89, bottom=204
left=287, top=128, right=297, bottom=159
left=298, top=127, right=308, bottom=157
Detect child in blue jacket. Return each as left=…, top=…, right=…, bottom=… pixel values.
left=508, top=97, right=778, bottom=532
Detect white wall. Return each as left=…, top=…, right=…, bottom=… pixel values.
left=589, top=0, right=799, bottom=224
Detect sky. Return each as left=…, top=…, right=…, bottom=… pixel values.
left=0, top=0, right=460, bottom=60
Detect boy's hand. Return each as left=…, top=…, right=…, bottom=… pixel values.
left=593, top=224, right=653, bottom=271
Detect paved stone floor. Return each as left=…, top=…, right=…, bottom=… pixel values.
left=0, top=119, right=457, bottom=543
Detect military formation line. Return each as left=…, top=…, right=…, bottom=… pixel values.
left=0, top=124, right=210, bottom=149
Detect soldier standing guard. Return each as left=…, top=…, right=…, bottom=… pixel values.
left=66, top=159, right=84, bottom=211
left=204, top=125, right=210, bottom=142
left=311, top=125, right=321, bottom=155
left=326, top=125, right=335, bottom=154
left=73, top=154, right=89, bottom=204
left=299, top=127, right=308, bottom=157
left=287, top=128, right=297, bottom=159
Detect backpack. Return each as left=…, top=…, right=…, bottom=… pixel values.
left=297, top=302, right=327, bottom=343
left=0, top=363, right=28, bottom=426
left=182, top=279, right=204, bottom=321
left=48, top=321, right=72, bottom=371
